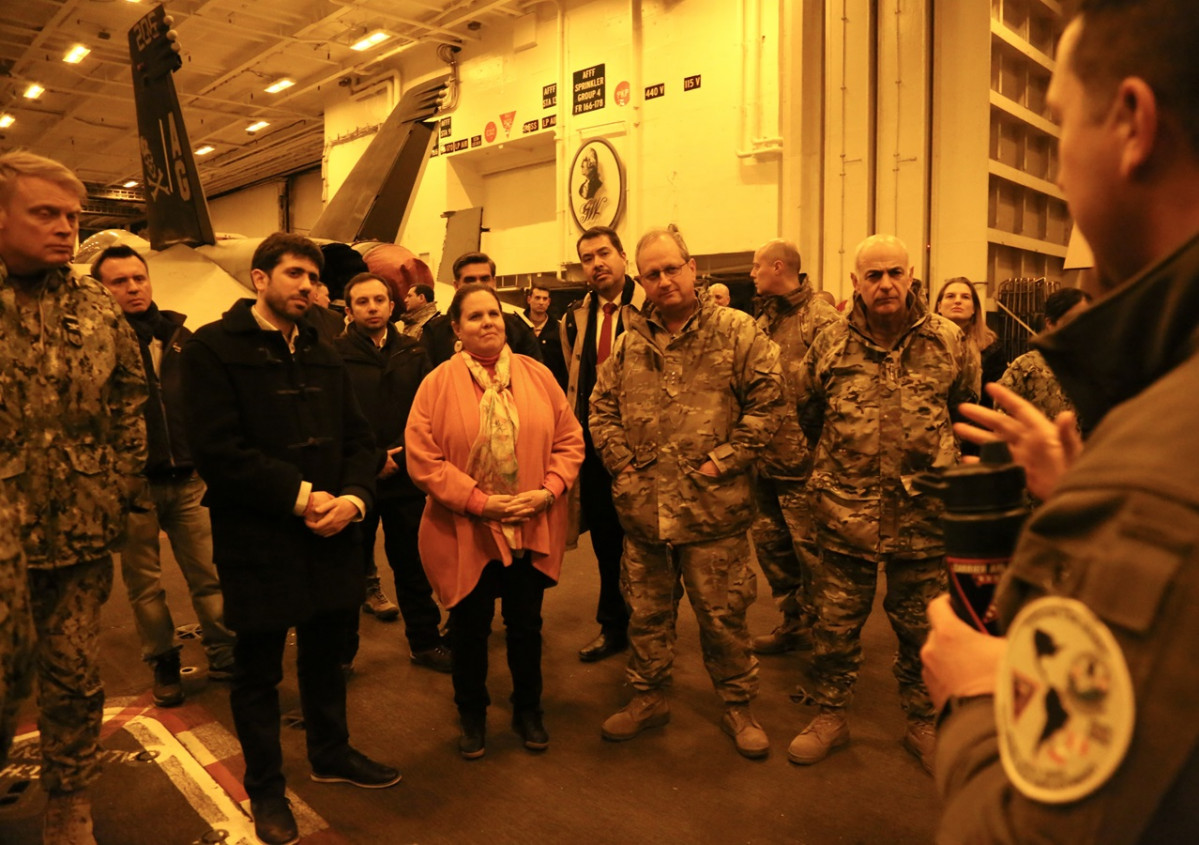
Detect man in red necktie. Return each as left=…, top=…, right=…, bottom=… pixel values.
left=560, top=226, right=646, bottom=662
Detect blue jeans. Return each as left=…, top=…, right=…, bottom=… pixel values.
left=120, top=473, right=235, bottom=667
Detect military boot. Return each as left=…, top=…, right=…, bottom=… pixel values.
left=601, top=691, right=670, bottom=741
left=151, top=650, right=184, bottom=708
left=787, top=707, right=849, bottom=764
left=721, top=705, right=770, bottom=759
left=903, top=718, right=936, bottom=775
left=362, top=576, right=400, bottom=621
left=751, top=616, right=809, bottom=655
left=43, top=789, right=96, bottom=845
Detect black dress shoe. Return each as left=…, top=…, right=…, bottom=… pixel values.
left=578, top=631, right=628, bottom=663
left=512, top=710, right=549, bottom=751
left=250, top=795, right=299, bottom=845
left=459, top=713, right=486, bottom=760
left=310, top=748, right=402, bottom=788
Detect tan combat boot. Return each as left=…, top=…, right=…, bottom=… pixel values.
left=751, top=616, right=809, bottom=655
left=601, top=690, right=670, bottom=741
left=721, top=704, right=770, bottom=759
left=787, top=707, right=849, bottom=764
left=362, top=575, right=400, bottom=621
left=43, top=789, right=96, bottom=845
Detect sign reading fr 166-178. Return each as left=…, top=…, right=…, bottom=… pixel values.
left=573, top=64, right=605, bottom=115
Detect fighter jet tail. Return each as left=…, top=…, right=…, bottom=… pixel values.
left=309, top=75, right=449, bottom=244
left=128, top=4, right=216, bottom=250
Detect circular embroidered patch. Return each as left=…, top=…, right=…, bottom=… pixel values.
left=995, top=596, right=1135, bottom=804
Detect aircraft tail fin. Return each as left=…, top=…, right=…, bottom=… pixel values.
left=309, top=75, right=449, bottom=244
left=128, top=4, right=216, bottom=250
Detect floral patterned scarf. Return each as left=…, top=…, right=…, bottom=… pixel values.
left=462, top=345, right=521, bottom=548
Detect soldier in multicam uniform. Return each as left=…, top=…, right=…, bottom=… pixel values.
left=1, top=492, right=34, bottom=765
left=590, top=226, right=785, bottom=759
left=996, top=286, right=1091, bottom=424
left=747, top=239, right=842, bottom=656
left=0, top=151, right=148, bottom=843
left=788, top=234, right=977, bottom=773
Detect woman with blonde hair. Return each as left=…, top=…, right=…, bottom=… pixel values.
left=935, top=277, right=1005, bottom=408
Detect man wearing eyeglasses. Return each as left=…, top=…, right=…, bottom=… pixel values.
left=787, top=234, right=978, bottom=773
left=590, top=226, right=784, bottom=760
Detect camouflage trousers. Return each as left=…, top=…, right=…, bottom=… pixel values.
left=1, top=535, right=35, bottom=764
left=27, top=557, right=114, bottom=793
left=750, top=478, right=818, bottom=629
left=621, top=535, right=759, bottom=704
left=808, top=549, right=944, bottom=720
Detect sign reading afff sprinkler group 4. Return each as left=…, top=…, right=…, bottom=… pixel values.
left=573, top=63, right=606, bottom=115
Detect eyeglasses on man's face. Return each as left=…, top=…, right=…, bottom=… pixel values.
left=641, top=264, right=687, bottom=283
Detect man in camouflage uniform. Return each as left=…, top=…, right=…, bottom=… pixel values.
left=748, top=239, right=841, bottom=655
left=590, top=226, right=784, bottom=759
left=0, top=151, right=148, bottom=842
left=788, top=234, right=977, bottom=772
left=1, top=492, right=34, bottom=765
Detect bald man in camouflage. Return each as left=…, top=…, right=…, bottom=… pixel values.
left=789, top=234, right=977, bottom=773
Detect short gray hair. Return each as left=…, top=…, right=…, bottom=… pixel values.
left=635, top=224, right=690, bottom=267
left=0, top=150, right=87, bottom=205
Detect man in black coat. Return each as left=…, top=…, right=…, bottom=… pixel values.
left=525, top=283, right=569, bottom=389
left=181, top=233, right=399, bottom=845
left=420, top=251, right=543, bottom=365
left=334, top=272, right=450, bottom=673
left=93, top=245, right=236, bottom=709
left=560, top=226, right=647, bottom=662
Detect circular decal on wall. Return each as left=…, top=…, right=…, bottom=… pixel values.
left=615, top=80, right=631, bottom=106
left=485, top=122, right=497, bottom=143
left=995, top=596, right=1135, bottom=805
left=569, top=138, right=625, bottom=231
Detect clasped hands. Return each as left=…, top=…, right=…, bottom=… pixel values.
left=481, top=489, right=553, bottom=524
left=303, top=490, right=358, bottom=537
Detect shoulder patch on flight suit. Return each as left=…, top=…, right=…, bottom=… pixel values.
left=995, top=596, right=1135, bottom=804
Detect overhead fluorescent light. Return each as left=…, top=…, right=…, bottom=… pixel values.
left=246, top=120, right=270, bottom=133
left=63, top=44, right=91, bottom=64
left=123, top=180, right=139, bottom=188
left=195, top=144, right=215, bottom=156
left=351, top=30, right=389, bottom=51
left=24, top=83, right=44, bottom=100
left=0, top=114, right=14, bottom=129
left=265, top=78, right=294, bottom=94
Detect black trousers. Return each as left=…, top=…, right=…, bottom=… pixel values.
left=579, top=446, right=628, bottom=635
left=231, top=608, right=355, bottom=801
left=344, top=495, right=443, bottom=661
left=449, top=556, right=551, bottom=718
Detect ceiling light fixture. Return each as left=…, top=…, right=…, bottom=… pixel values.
left=265, top=78, right=294, bottom=94
left=246, top=120, right=270, bottom=133
left=123, top=180, right=139, bottom=188
left=195, top=144, right=215, bottom=155
left=351, top=30, right=389, bottom=51
left=24, top=83, right=45, bottom=100
left=0, top=114, right=14, bottom=128
left=63, top=44, right=91, bottom=64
